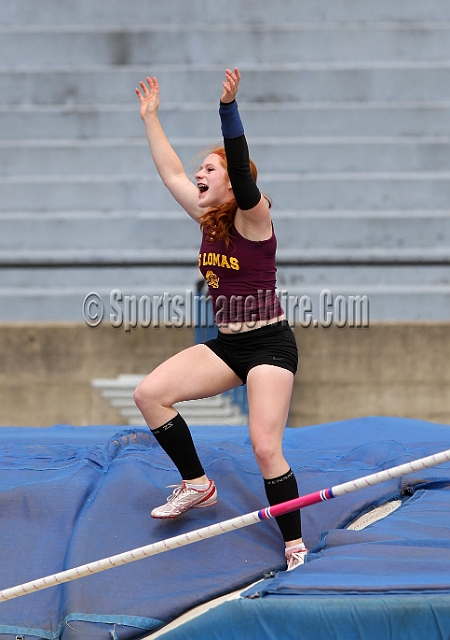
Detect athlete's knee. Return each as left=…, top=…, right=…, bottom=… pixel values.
left=251, top=437, right=282, bottom=470
left=133, top=380, right=147, bottom=410
left=133, top=377, right=163, bottom=411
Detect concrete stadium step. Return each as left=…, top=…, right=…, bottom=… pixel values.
left=1, top=264, right=449, bottom=291
left=1, top=0, right=447, bottom=324
left=1, top=173, right=449, bottom=211
left=3, top=137, right=450, bottom=176
left=279, top=284, right=450, bottom=322
left=0, top=265, right=200, bottom=289
left=279, top=264, right=450, bottom=289
left=1, top=211, right=449, bottom=256
left=122, top=403, right=248, bottom=426
left=2, top=248, right=449, bottom=267
left=2, top=262, right=449, bottom=286
left=2, top=0, right=450, bottom=25
left=3, top=65, right=450, bottom=105
left=1, top=269, right=450, bottom=321
left=92, top=375, right=248, bottom=426
left=2, top=24, right=450, bottom=66
left=0, top=285, right=199, bottom=323
left=0, top=212, right=199, bottom=254
left=126, top=411, right=248, bottom=427
left=2, top=103, right=450, bottom=140
left=274, top=211, right=450, bottom=254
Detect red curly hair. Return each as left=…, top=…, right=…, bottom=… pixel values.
left=199, top=146, right=259, bottom=248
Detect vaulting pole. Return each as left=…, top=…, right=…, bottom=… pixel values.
left=1, top=447, right=449, bottom=602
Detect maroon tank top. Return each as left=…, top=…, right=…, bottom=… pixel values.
left=198, top=225, right=283, bottom=324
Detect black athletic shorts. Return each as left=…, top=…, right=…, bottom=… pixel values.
left=204, top=320, right=298, bottom=384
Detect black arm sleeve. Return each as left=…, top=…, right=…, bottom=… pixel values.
left=224, top=135, right=261, bottom=211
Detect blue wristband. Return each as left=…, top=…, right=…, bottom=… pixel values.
left=219, top=100, right=244, bottom=139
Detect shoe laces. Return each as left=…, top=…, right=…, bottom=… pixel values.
left=165, top=483, right=196, bottom=502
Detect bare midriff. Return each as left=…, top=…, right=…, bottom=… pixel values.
left=217, top=313, right=286, bottom=334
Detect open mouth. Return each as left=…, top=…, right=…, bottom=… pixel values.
left=198, top=183, right=209, bottom=194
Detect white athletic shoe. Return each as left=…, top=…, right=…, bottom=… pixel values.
left=285, top=543, right=308, bottom=571
left=151, top=479, right=218, bottom=519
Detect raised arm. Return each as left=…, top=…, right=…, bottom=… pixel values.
left=136, top=76, right=202, bottom=221
left=220, top=68, right=272, bottom=238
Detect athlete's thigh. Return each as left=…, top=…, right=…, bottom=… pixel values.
left=140, top=344, right=242, bottom=405
left=246, top=364, right=294, bottom=441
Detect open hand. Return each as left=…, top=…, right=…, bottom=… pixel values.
left=221, top=67, right=241, bottom=103
left=136, top=76, right=160, bottom=120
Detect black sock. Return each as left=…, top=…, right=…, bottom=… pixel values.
left=151, top=413, right=205, bottom=481
left=264, top=469, right=302, bottom=543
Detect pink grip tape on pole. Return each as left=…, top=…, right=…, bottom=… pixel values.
left=1, top=446, right=449, bottom=602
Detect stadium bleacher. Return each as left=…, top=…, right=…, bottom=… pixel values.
left=1, top=0, right=450, bottom=321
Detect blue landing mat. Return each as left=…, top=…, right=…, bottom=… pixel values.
left=0, top=417, right=449, bottom=639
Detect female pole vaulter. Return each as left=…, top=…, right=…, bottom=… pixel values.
left=134, top=68, right=307, bottom=570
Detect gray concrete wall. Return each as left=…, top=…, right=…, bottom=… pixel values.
left=0, top=323, right=192, bottom=427
left=292, top=322, right=450, bottom=426
left=0, top=323, right=448, bottom=428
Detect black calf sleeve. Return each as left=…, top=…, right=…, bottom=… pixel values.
left=151, top=413, right=205, bottom=481
left=264, top=469, right=302, bottom=543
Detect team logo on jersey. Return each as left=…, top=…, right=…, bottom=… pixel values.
left=198, top=252, right=240, bottom=270
left=205, top=270, right=220, bottom=288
